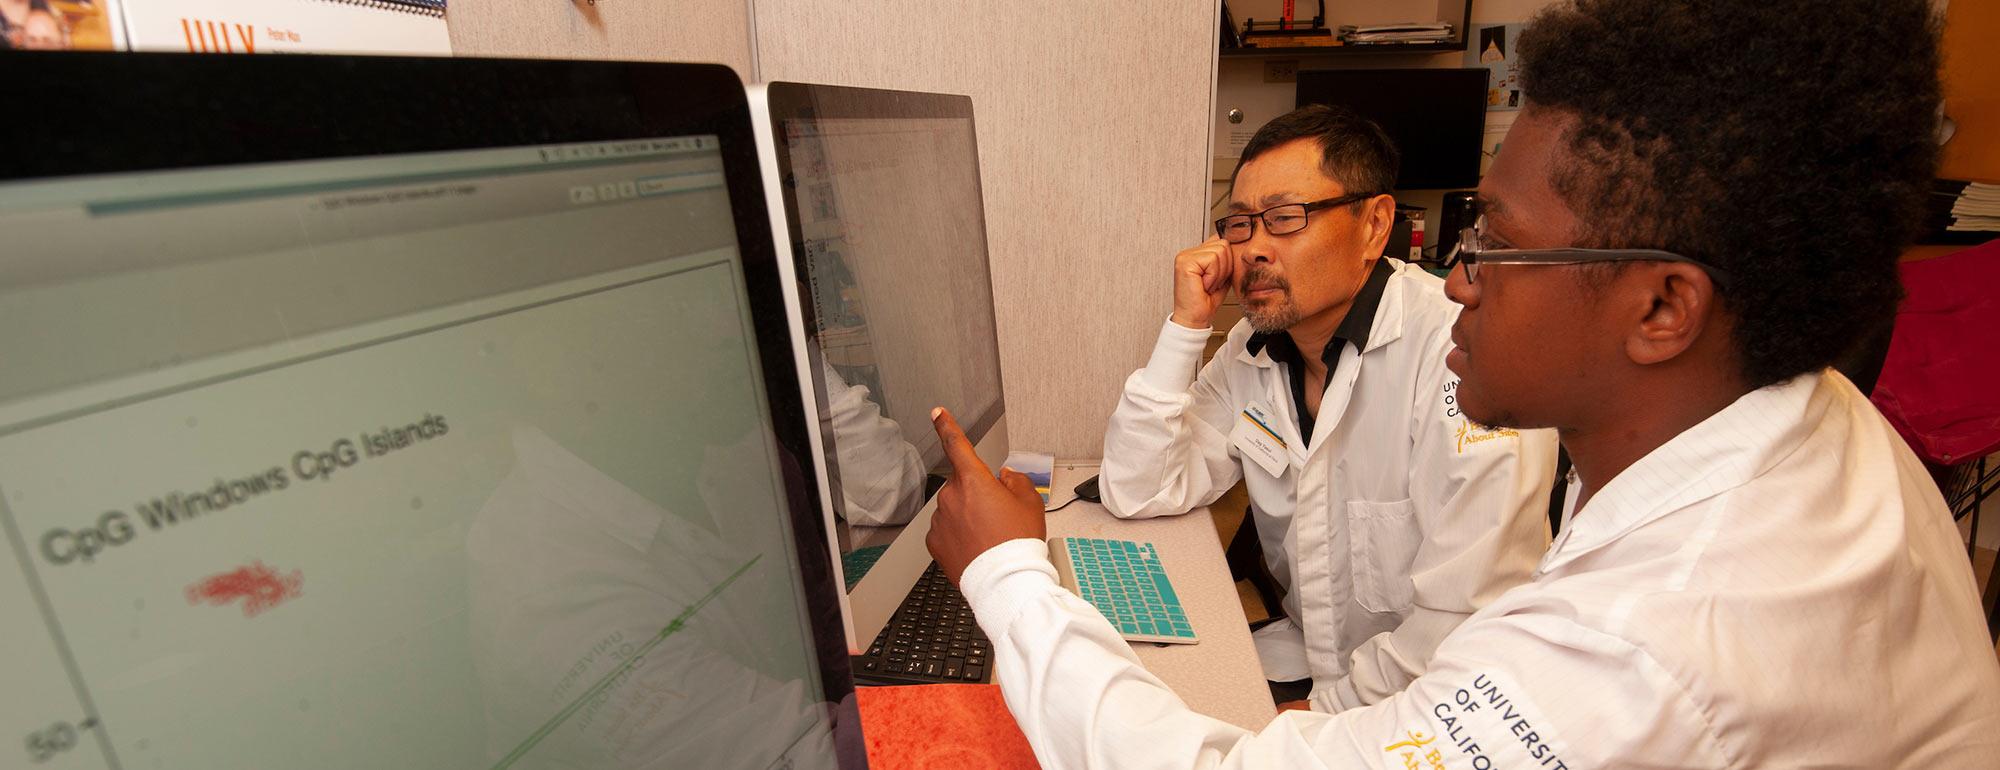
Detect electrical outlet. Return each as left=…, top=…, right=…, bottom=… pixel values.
left=1263, top=60, right=1299, bottom=83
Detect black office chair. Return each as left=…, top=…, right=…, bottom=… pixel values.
left=1548, top=449, right=1571, bottom=537
left=1225, top=509, right=1287, bottom=623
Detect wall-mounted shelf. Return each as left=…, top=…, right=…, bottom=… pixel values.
left=1220, top=0, right=1472, bottom=58
left=1220, top=41, right=1465, bottom=58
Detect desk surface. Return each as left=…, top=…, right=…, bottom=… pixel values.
left=1045, top=463, right=1276, bottom=731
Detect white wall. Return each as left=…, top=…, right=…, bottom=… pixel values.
left=448, top=0, right=754, bottom=73
left=754, top=1, right=1221, bottom=460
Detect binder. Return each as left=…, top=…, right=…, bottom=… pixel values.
left=318, top=0, right=447, bottom=19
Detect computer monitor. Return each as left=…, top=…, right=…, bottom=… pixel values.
left=0, top=53, right=861, bottom=770
left=748, top=83, right=1009, bottom=654
left=1295, top=67, right=1489, bottom=189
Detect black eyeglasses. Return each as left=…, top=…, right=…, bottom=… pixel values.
left=1213, top=192, right=1378, bottom=244
left=1441, top=214, right=1731, bottom=286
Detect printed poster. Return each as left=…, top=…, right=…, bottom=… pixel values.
left=1467, top=23, right=1525, bottom=112
left=120, top=0, right=448, bottom=55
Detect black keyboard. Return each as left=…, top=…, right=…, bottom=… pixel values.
left=850, top=563, right=993, bottom=685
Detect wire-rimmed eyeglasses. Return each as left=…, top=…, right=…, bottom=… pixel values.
left=1440, top=214, right=1730, bottom=286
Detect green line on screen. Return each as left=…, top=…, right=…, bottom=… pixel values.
left=488, top=553, right=764, bottom=770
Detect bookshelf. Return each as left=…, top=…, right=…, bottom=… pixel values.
left=1219, top=42, right=1468, bottom=59
left=1221, top=0, right=1474, bottom=56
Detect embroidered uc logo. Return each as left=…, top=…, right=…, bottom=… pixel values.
left=1383, top=730, right=1447, bottom=769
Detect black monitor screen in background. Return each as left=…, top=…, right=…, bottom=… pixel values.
left=1295, top=68, right=1489, bottom=190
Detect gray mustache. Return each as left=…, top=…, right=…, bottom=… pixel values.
left=1238, top=267, right=1290, bottom=295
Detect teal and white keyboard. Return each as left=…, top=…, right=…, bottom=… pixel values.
left=841, top=544, right=890, bottom=590
left=1048, top=537, right=1198, bottom=644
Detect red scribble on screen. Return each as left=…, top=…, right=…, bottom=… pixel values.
left=185, top=562, right=303, bottom=617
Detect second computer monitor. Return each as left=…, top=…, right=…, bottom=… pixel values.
left=752, top=83, right=1009, bottom=652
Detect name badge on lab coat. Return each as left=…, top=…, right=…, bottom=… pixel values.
left=1231, top=401, right=1290, bottom=478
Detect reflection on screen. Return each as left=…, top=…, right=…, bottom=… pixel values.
left=0, top=139, right=837, bottom=770
left=782, top=116, right=1003, bottom=564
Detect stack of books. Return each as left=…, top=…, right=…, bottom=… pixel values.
left=1239, top=14, right=1337, bottom=49
left=1338, top=22, right=1454, bottom=45
left=1925, top=180, right=2000, bottom=244
left=1242, top=33, right=1341, bottom=49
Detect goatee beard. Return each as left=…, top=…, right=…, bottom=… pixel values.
left=1245, top=303, right=1300, bottom=333
left=1239, top=267, right=1297, bottom=333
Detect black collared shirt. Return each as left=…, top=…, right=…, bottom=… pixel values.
left=1243, top=258, right=1393, bottom=450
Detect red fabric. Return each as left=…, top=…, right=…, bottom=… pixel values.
left=1871, top=239, right=2000, bottom=464
left=856, top=684, right=1040, bottom=769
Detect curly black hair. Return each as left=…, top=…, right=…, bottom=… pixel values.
left=1233, top=103, right=1400, bottom=198
left=1518, top=0, right=1941, bottom=389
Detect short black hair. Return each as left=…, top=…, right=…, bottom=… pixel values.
left=1232, top=104, right=1400, bottom=197
left=1518, top=0, right=1941, bottom=389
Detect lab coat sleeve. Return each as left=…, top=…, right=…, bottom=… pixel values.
left=1099, top=317, right=1246, bottom=519
left=1328, top=326, right=1558, bottom=711
left=822, top=360, right=926, bottom=527
left=961, top=539, right=1732, bottom=770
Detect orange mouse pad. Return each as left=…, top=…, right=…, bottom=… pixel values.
left=855, top=684, right=1040, bottom=769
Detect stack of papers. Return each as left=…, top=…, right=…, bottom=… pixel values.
left=1949, top=182, right=2000, bottom=232
left=1339, top=22, right=1454, bottom=43
left=1922, top=179, right=2000, bottom=243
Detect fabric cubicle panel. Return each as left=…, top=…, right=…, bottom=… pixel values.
left=447, top=0, right=755, bottom=75
left=754, top=0, right=1221, bottom=460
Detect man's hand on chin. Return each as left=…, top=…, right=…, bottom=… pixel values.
left=925, top=407, right=1047, bottom=586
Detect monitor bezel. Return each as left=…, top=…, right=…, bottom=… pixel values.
left=758, top=81, right=1008, bottom=516
left=0, top=51, right=862, bottom=764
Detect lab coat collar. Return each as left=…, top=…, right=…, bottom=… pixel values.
left=1539, top=370, right=1827, bottom=575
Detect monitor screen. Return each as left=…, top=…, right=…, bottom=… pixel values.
left=0, top=54, right=854, bottom=770
left=765, top=87, right=1004, bottom=575
left=1295, top=68, right=1489, bottom=190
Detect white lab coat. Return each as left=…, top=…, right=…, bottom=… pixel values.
left=967, top=370, right=2000, bottom=768
left=821, top=359, right=925, bottom=527
left=1101, top=259, right=1558, bottom=710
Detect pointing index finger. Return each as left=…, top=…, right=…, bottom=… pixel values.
left=931, top=407, right=991, bottom=479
